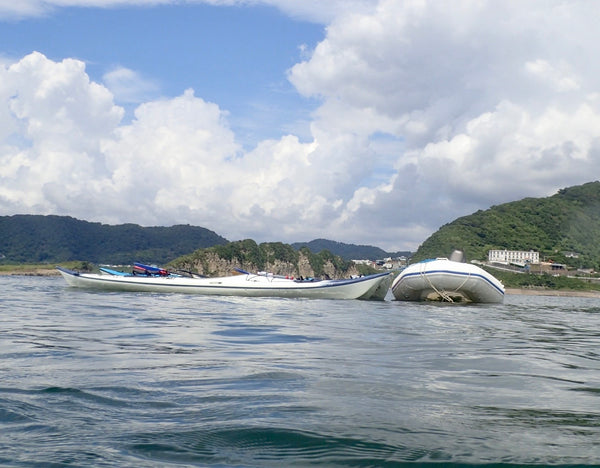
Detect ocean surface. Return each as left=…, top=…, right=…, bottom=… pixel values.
left=2, top=275, right=600, bottom=467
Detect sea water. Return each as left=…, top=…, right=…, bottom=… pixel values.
left=1, top=275, right=600, bottom=466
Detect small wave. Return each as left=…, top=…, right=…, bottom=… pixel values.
left=124, top=426, right=436, bottom=466
left=0, top=405, right=36, bottom=424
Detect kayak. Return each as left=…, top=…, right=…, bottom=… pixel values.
left=56, top=266, right=392, bottom=300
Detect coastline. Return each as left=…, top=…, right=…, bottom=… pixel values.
left=505, top=287, right=600, bottom=298
left=2, top=269, right=600, bottom=297
left=0, top=268, right=60, bottom=276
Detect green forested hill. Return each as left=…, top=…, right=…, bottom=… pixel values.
left=413, top=181, right=600, bottom=269
left=0, top=215, right=228, bottom=264
left=0, top=214, right=405, bottom=266
left=171, top=239, right=373, bottom=278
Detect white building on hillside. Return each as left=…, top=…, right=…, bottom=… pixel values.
left=488, top=249, right=539, bottom=265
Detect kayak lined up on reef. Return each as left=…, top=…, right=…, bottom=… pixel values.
left=56, top=263, right=393, bottom=300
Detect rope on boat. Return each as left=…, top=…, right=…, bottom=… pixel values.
left=420, top=264, right=455, bottom=302
left=451, top=270, right=472, bottom=295
left=418, top=262, right=474, bottom=303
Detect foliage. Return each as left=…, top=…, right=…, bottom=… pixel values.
left=0, top=215, right=228, bottom=264
left=211, top=239, right=264, bottom=267
left=485, top=267, right=600, bottom=291
left=172, top=242, right=356, bottom=277
left=292, top=238, right=410, bottom=261
left=261, top=242, right=299, bottom=265
left=0, top=215, right=406, bottom=269
left=0, top=261, right=92, bottom=274
left=413, top=181, right=600, bottom=270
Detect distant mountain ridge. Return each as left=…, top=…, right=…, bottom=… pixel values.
left=0, top=215, right=228, bottom=264
left=292, top=239, right=410, bottom=261
left=0, top=215, right=406, bottom=265
left=413, top=181, right=600, bottom=270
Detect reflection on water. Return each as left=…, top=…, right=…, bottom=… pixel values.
left=1, top=276, right=600, bottom=466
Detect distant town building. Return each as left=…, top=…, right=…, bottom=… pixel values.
left=488, top=249, right=539, bottom=265
left=352, top=257, right=406, bottom=270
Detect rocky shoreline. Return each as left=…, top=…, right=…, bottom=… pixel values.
left=172, top=249, right=361, bottom=280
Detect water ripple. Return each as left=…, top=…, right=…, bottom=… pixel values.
left=124, top=426, right=435, bottom=466
left=2, top=277, right=600, bottom=465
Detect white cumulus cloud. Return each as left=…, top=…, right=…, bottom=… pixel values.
left=2, top=1, right=600, bottom=252
left=286, top=0, right=600, bottom=249
left=103, top=67, right=159, bottom=104
left=0, top=52, right=376, bottom=245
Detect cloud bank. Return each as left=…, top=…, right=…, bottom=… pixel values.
left=1, top=1, right=600, bottom=251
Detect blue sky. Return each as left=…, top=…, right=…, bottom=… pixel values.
left=1, top=4, right=323, bottom=144
left=1, top=1, right=599, bottom=251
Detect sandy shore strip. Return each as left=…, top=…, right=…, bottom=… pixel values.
left=506, top=288, right=600, bottom=298
left=0, top=268, right=60, bottom=276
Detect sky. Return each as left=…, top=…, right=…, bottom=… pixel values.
left=0, top=0, right=599, bottom=252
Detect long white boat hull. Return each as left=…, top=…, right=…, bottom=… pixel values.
left=57, top=267, right=392, bottom=300
left=391, top=258, right=504, bottom=303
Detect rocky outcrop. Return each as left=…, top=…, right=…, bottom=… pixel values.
left=172, top=244, right=362, bottom=279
